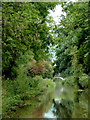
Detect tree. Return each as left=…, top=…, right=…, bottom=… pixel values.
left=2, top=2, right=57, bottom=79
left=53, top=2, right=89, bottom=78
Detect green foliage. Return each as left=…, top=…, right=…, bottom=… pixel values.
left=13, top=64, right=45, bottom=97
left=2, top=2, right=57, bottom=79
left=54, top=45, right=73, bottom=77
left=79, top=74, right=89, bottom=88
left=2, top=63, right=55, bottom=117
left=2, top=2, right=89, bottom=117
left=73, top=91, right=88, bottom=118
left=43, top=60, right=54, bottom=79
left=2, top=94, right=23, bottom=116
left=64, top=76, right=77, bottom=88
left=43, top=78, right=55, bottom=90
left=53, top=2, right=89, bottom=88
left=24, top=60, right=54, bottom=78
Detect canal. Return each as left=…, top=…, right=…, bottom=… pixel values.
left=8, top=79, right=88, bottom=118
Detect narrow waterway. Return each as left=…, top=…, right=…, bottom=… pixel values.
left=9, top=79, right=88, bottom=118
left=44, top=80, right=88, bottom=118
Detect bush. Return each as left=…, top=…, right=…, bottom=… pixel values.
left=64, top=76, right=78, bottom=88
left=79, top=73, right=89, bottom=88
left=27, top=60, right=45, bottom=77
left=26, top=60, right=54, bottom=79
left=42, top=60, right=54, bottom=79
left=64, top=73, right=89, bottom=89
left=2, top=94, right=23, bottom=115
left=43, top=78, right=55, bottom=90
left=2, top=60, right=55, bottom=117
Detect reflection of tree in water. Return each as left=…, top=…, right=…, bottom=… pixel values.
left=73, top=91, right=88, bottom=118
left=53, top=99, right=74, bottom=118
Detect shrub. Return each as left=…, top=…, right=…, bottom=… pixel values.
left=2, top=60, right=55, bottom=117
left=42, top=60, right=54, bottom=79
left=79, top=73, right=89, bottom=88
left=64, top=76, right=78, bottom=88
left=27, top=61, right=45, bottom=77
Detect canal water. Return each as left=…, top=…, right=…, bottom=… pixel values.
left=9, top=80, right=88, bottom=118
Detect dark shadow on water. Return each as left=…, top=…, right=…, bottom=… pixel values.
left=52, top=99, right=74, bottom=118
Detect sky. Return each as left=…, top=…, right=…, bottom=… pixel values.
left=48, top=0, right=78, bottom=25
left=48, top=2, right=75, bottom=62
left=48, top=4, right=64, bottom=62
left=48, top=4, right=65, bottom=25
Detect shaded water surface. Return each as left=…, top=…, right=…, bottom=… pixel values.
left=10, top=80, right=88, bottom=118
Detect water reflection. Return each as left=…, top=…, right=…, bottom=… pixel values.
left=8, top=80, right=88, bottom=118
left=44, top=104, right=56, bottom=118
left=52, top=99, right=74, bottom=118
left=44, top=81, right=88, bottom=118
left=72, top=91, right=88, bottom=118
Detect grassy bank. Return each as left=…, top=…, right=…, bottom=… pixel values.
left=2, top=64, right=55, bottom=118
left=2, top=76, right=55, bottom=118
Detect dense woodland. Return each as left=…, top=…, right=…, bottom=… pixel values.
left=53, top=2, right=89, bottom=88
left=2, top=2, right=89, bottom=118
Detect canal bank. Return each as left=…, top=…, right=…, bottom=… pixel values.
left=4, top=79, right=88, bottom=118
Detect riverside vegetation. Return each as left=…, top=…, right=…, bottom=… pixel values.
left=2, top=2, right=89, bottom=118
left=2, top=2, right=57, bottom=117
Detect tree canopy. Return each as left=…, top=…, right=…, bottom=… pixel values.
left=2, top=2, right=57, bottom=79
left=53, top=2, right=89, bottom=77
